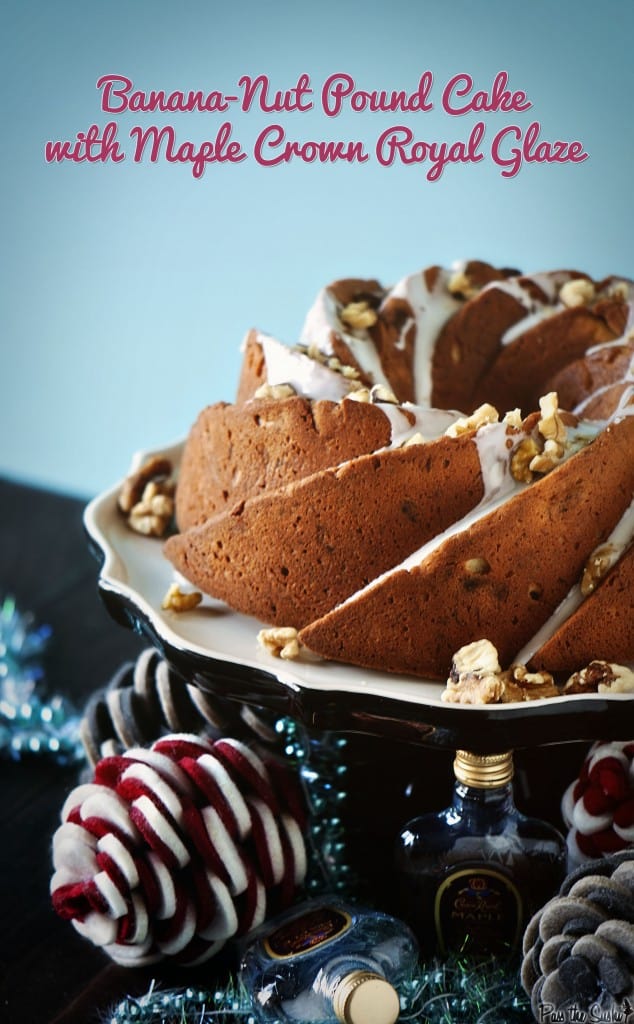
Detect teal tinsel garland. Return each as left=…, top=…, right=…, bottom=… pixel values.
left=0, top=595, right=83, bottom=762
left=109, top=956, right=530, bottom=1024
left=275, top=718, right=354, bottom=894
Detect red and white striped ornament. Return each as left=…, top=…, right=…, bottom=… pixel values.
left=561, top=740, right=634, bottom=868
left=50, top=733, right=307, bottom=966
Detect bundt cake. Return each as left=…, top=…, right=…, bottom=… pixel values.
left=164, top=260, right=634, bottom=688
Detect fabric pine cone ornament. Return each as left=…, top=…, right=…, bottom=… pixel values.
left=562, top=741, right=634, bottom=867
left=79, top=648, right=280, bottom=767
left=51, top=733, right=307, bottom=966
left=521, top=851, right=634, bottom=1019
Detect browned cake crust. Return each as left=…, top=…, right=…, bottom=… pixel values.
left=367, top=267, right=441, bottom=404
left=235, top=329, right=267, bottom=404
left=470, top=298, right=628, bottom=413
left=369, top=262, right=515, bottom=404
left=317, top=262, right=514, bottom=404
left=429, top=273, right=630, bottom=414
left=579, top=384, right=633, bottom=420
left=298, top=416, right=634, bottom=680
left=321, top=278, right=387, bottom=388
left=166, top=430, right=489, bottom=627
left=175, top=396, right=394, bottom=531
left=546, top=336, right=634, bottom=417
left=529, top=545, right=634, bottom=674
left=430, top=280, right=538, bottom=412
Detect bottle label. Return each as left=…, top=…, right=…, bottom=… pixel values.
left=434, top=865, right=522, bottom=955
left=264, top=906, right=352, bottom=960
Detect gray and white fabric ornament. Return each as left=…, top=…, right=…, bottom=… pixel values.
left=521, top=851, right=634, bottom=1020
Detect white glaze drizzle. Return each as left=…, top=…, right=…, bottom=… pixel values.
left=573, top=345, right=634, bottom=418
left=385, top=267, right=462, bottom=405
left=585, top=302, right=634, bottom=355
left=575, top=377, right=634, bottom=418
left=385, top=404, right=464, bottom=447
left=299, top=288, right=393, bottom=391
left=500, top=306, right=559, bottom=346
left=257, top=332, right=466, bottom=447
left=487, top=270, right=574, bottom=309
left=319, top=415, right=603, bottom=615
left=257, top=332, right=353, bottom=402
left=322, top=421, right=535, bottom=612
left=491, top=271, right=579, bottom=346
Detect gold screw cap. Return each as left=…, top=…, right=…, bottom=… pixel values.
left=333, top=970, right=400, bottom=1024
left=454, top=750, right=514, bottom=788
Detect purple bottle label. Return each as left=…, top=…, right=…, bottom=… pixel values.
left=434, top=866, right=522, bottom=955
left=264, top=907, right=352, bottom=960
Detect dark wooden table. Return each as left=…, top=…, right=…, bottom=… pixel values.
left=0, top=477, right=588, bottom=1023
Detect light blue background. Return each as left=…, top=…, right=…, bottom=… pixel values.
left=2, top=0, right=633, bottom=497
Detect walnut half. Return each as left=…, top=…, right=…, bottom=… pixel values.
left=118, top=457, right=175, bottom=537
left=442, top=640, right=559, bottom=704
left=258, top=626, right=300, bottom=660
left=161, top=583, right=202, bottom=613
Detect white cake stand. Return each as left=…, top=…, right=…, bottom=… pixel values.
left=84, top=443, right=634, bottom=754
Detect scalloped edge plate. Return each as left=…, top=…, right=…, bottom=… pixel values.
left=84, top=442, right=633, bottom=750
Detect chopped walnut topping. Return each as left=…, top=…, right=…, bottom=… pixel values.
left=529, top=437, right=565, bottom=475
left=118, top=456, right=173, bottom=514
left=340, top=300, right=378, bottom=331
left=559, top=277, right=595, bottom=308
left=451, top=639, right=502, bottom=678
left=607, top=280, right=630, bottom=301
left=443, top=673, right=508, bottom=705
left=601, top=667, right=634, bottom=693
left=442, top=640, right=559, bottom=704
left=447, top=268, right=480, bottom=300
left=581, top=543, right=620, bottom=596
left=254, top=382, right=297, bottom=400
left=161, top=583, right=202, bottom=612
left=510, top=438, right=541, bottom=483
left=445, top=403, right=499, bottom=438
left=119, top=457, right=175, bottom=537
left=258, top=626, right=300, bottom=660
left=327, top=357, right=360, bottom=379
left=509, top=663, right=558, bottom=698
left=370, top=383, right=399, bottom=404
left=510, top=394, right=571, bottom=482
left=564, top=661, right=634, bottom=694
left=446, top=645, right=634, bottom=704
left=402, top=432, right=426, bottom=447
left=305, top=342, right=328, bottom=364
left=537, top=392, right=568, bottom=446
left=345, top=387, right=371, bottom=403
left=503, top=408, right=523, bottom=429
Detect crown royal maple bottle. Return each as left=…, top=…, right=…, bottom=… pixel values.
left=239, top=898, right=419, bottom=1024
left=394, top=750, right=566, bottom=957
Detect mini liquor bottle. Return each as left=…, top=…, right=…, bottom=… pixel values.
left=239, top=898, right=419, bottom=1024
left=394, top=749, right=566, bottom=957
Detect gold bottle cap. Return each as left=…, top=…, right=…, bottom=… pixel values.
left=333, top=970, right=400, bottom=1024
left=454, top=750, right=514, bottom=788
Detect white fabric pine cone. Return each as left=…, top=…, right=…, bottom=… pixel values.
left=80, top=648, right=279, bottom=766
left=51, top=733, right=307, bottom=966
left=521, top=851, right=634, bottom=1019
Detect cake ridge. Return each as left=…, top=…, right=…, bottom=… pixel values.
left=513, top=494, right=634, bottom=667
